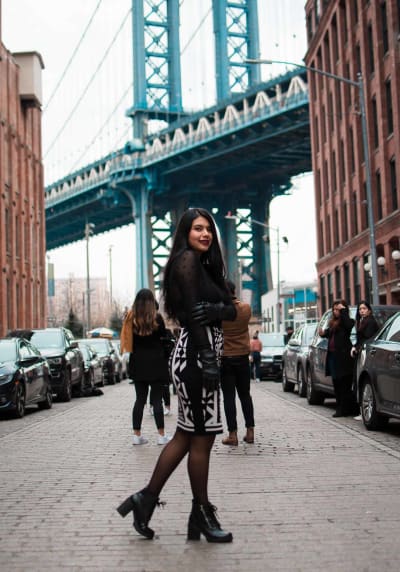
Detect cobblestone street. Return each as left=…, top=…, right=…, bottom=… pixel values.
left=1, top=380, right=400, bottom=572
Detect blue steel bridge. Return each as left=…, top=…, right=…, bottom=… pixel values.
left=44, top=1, right=311, bottom=316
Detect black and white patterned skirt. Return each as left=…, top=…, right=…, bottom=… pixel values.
left=169, top=326, right=223, bottom=435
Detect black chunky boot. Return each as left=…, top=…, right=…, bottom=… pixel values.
left=187, top=500, right=233, bottom=543
left=117, top=489, right=162, bottom=539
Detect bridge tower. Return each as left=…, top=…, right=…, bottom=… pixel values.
left=113, top=0, right=274, bottom=317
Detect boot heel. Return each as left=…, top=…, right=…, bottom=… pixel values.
left=187, top=520, right=201, bottom=540
left=117, top=496, right=134, bottom=517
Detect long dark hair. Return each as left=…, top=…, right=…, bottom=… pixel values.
left=162, top=208, right=227, bottom=317
left=131, top=288, right=158, bottom=335
left=355, top=299, right=373, bottom=324
left=328, top=299, right=350, bottom=330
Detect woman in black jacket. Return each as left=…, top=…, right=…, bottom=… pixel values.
left=319, top=299, right=356, bottom=417
left=351, top=300, right=380, bottom=356
left=117, top=208, right=236, bottom=542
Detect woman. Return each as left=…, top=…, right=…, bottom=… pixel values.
left=351, top=300, right=380, bottom=357
left=319, top=299, right=356, bottom=418
left=121, top=289, right=171, bottom=446
left=117, top=207, right=236, bottom=542
left=249, top=333, right=262, bottom=382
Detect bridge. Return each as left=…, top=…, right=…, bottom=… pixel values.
left=44, top=1, right=312, bottom=315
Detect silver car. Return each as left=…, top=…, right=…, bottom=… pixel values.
left=282, top=322, right=318, bottom=396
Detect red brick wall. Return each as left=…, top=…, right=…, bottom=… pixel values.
left=0, top=43, right=46, bottom=336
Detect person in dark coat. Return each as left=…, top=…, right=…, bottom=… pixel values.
left=123, top=288, right=172, bottom=446
left=319, top=299, right=356, bottom=417
left=351, top=300, right=380, bottom=357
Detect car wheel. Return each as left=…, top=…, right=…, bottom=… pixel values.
left=115, top=367, right=121, bottom=383
left=282, top=367, right=295, bottom=392
left=38, top=385, right=53, bottom=410
left=58, top=369, right=72, bottom=402
left=14, top=383, right=26, bottom=418
left=298, top=367, right=307, bottom=398
left=361, top=379, right=389, bottom=431
left=306, top=367, right=325, bottom=405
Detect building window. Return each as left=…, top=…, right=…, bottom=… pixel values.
left=372, top=96, right=379, bottom=148
left=322, top=105, right=327, bottom=143
left=324, top=159, right=329, bottom=200
left=319, top=221, right=325, bottom=256
left=349, top=127, right=355, bottom=174
left=328, top=91, right=334, bottom=133
left=327, top=273, right=333, bottom=308
left=353, top=0, right=359, bottom=23
left=332, top=150, right=337, bottom=192
left=343, top=200, right=349, bottom=242
left=381, top=2, right=389, bottom=54
left=390, top=157, right=398, bottom=211
left=332, top=14, right=338, bottom=62
left=320, top=275, right=326, bottom=313
left=344, top=263, right=351, bottom=304
left=367, top=23, right=374, bottom=74
left=314, top=115, right=320, bottom=151
left=316, top=168, right=322, bottom=208
left=352, top=191, right=358, bottom=235
left=340, top=1, right=348, bottom=43
left=376, top=171, right=383, bottom=220
left=356, top=44, right=361, bottom=74
left=324, top=32, right=331, bottom=72
left=385, top=79, right=393, bottom=135
left=353, top=258, right=361, bottom=302
left=340, top=139, right=346, bottom=184
left=307, top=13, right=313, bottom=42
left=15, top=215, right=20, bottom=258
left=334, top=209, right=340, bottom=248
left=326, top=215, right=332, bottom=252
left=335, top=266, right=342, bottom=299
left=5, top=208, right=11, bottom=254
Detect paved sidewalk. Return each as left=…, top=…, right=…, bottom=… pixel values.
left=1, top=380, right=400, bottom=571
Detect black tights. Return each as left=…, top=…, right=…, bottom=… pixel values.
left=146, top=429, right=215, bottom=504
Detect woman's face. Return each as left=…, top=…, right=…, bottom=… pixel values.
left=188, top=215, right=213, bottom=253
left=358, top=303, right=371, bottom=317
left=333, top=303, right=345, bottom=316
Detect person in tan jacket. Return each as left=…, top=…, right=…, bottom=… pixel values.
left=221, top=280, right=255, bottom=446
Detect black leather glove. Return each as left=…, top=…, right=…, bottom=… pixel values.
left=198, top=348, right=220, bottom=391
left=192, top=302, right=225, bottom=326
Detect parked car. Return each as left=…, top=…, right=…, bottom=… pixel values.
left=0, top=337, right=53, bottom=418
left=282, top=322, right=318, bottom=396
left=77, top=342, right=104, bottom=388
left=306, top=305, right=400, bottom=407
left=79, top=338, right=120, bottom=384
left=110, top=340, right=126, bottom=379
left=30, top=328, right=84, bottom=402
left=356, top=311, right=400, bottom=430
left=258, top=332, right=287, bottom=381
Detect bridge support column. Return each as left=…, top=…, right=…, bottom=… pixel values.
left=134, top=182, right=153, bottom=291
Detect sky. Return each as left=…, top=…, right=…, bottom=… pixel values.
left=2, top=0, right=317, bottom=306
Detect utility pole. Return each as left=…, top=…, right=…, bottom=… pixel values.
left=85, top=222, right=95, bottom=333
left=108, top=245, right=114, bottom=309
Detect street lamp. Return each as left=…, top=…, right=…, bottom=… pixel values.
left=246, top=58, right=379, bottom=304
left=85, top=222, right=95, bottom=332
left=225, top=212, right=288, bottom=332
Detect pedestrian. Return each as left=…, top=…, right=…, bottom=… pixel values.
left=318, top=299, right=357, bottom=417
left=250, top=332, right=262, bottom=382
left=351, top=300, right=380, bottom=420
left=220, top=280, right=255, bottom=446
left=120, top=288, right=171, bottom=446
left=117, top=207, right=236, bottom=542
left=351, top=300, right=380, bottom=358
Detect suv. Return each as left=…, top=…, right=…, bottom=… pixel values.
left=259, top=332, right=287, bottom=381
left=30, top=328, right=84, bottom=401
left=306, top=305, right=400, bottom=406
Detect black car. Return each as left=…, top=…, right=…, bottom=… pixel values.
left=258, top=332, right=286, bottom=381
left=306, top=305, right=400, bottom=407
left=282, top=322, right=318, bottom=396
left=0, top=337, right=53, bottom=418
left=79, top=338, right=119, bottom=384
left=356, top=311, right=400, bottom=430
left=30, top=328, right=84, bottom=402
left=77, top=342, right=104, bottom=389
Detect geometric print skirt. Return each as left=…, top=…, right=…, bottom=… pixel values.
left=169, top=325, right=223, bottom=435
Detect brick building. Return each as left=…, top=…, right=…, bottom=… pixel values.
left=0, top=4, right=46, bottom=336
left=305, top=0, right=400, bottom=312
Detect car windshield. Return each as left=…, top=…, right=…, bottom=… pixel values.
left=79, top=345, right=90, bottom=359
left=31, top=331, right=63, bottom=349
left=0, top=341, right=17, bottom=362
left=259, top=333, right=285, bottom=347
left=304, top=324, right=317, bottom=345
left=87, top=339, right=108, bottom=355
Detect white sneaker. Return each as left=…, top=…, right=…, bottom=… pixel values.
left=256, top=378, right=260, bottom=383
left=164, top=407, right=171, bottom=416
left=353, top=414, right=362, bottom=421
left=133, top=435, right=148, bottom=445
left=157, top=434, right=172, bottom=445
left=148, top=406, right=154, bottom=416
